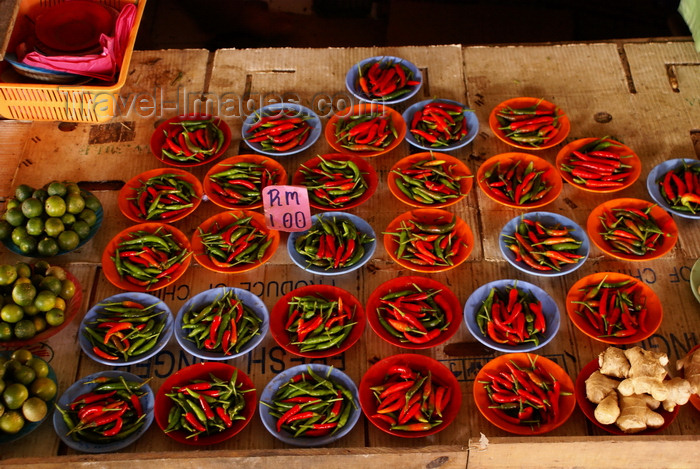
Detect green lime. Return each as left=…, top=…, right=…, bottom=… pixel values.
left=0, top=410, right=24, bottom=434
left=60, top=213, right=76, bottom=226
left=17, top=237, right=38, bottom=256
left=13, top=320, right=36, bottom=341
left=45, top=266, right=67, bottom=281
left=21, top=304, right=39, bottom=317
left=14, top=184, right=34, bottom=202
left=31, top=316, right=47, bottom=334
left=0, top=265, right=18, bottom=286
left=0, top=379, right=4, bottom=395
left=45, top=308, right=64, bottom=327
left=3, top=382, right=28, bottom=410
left=12, top=365, right=35, bottom=386
left=0, top=322, right=12, bottom=341
left=29, top=377, right=56, bottom=401
left=65, top=183, right=81, bottom=195
left=59, top=279, right=75, bottom=300
left=78, top=209, right=97, bottom=227
left=39, top=276, right=62, bottom=296
left=20, top=198, right=43, bottom=219
left=25, top=217, right=44, bottom=237
left=44, top=218, right=64, bottom=238
left=57, top=231, right=80, bottom=251
left=83, top=194, right=102, bottom=212
left=53, top=297, right=65, bottom=312
left=5, top=199, right=19, bottom=211
left=22, top=396, right=47, bottom=422
left=10, top=349, right=32, bottom=364
left=37, top=238, right=59, bottom=257
left=31, top=189, right=48, bottom=203
left=44, top=196, right=66, bottom=218
left=12, top=282, right=36, bottom=307
left=0, top=304, right=23, bottom=324
left=3, top=208, right=25, bottom=227
left=33, top=290, right=56, bottom=312
left=65, top=193, right=85, bottom=215
left=72, top=220, right=91, bottom=240
left=10, top=226, right=29, bottom=246
left=0, top=220, right=12, bottom=240
left=14, top=263, right=31, bottom=279
left=46, top=181, right=67, bottom=197
left=26, top=357, right=49, bottom=379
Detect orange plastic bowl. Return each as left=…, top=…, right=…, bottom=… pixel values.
left=203, top=154, right=287, bottom=210
left=268, top=284, right=365, bottom=358
left=489, top=97, right=570, bottom=150
left=565, top=272, right=663, bottom=345
left=555, top=138, right=641, bottom=193
left=473, top=353, right=576, bottom=435
left=118, top=168, right=203, bottom=223
left=154, top=362, right=257, bottom=445
left=365, top=276, right=462, bottom=349
left=191, top=210, right=279, bottom=274
left=292, top=153, right=378, bottom=210
left=477, top=152, right=562, bottom=209
left=359, top=353, right=462, bottom=438
left=586, top=198, right=678, bottom=261
left=324, top=103, right=406, bottom=157
left=575, top=358, right=679, bottom=435
left=150, top=113, right=231, bottom=168
left=388, top=152, right=473, bottom=208
left=102, top=223, right=192, bottom=292
left=383, top=208, right=474, bottom=273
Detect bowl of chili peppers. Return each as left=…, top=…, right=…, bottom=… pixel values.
left=556, top=137, right=641, bottom=193
left=473, top=352, right=575, bottom=435
left=79, top=292, right=174, bottom=366
left=259, top=364, right=362, bottom=446
left=154, top=362, right=257, bottom=445
left=359, top=353, right=462, bottom=437
left=345, top=55, right=422, bottom=105
left=388, top=152, right=473, bottom=208
left=191, top=210, right=280, bottom=274
left=402, top=99, right=479, bottom=151
left=53, top=370, right=155, bottom=453
left=646, top=158, right=700, bottom=220
left=242, top=103, right=321, bottom=156
left=269, top=284, right=366, bottom=358
left=118, top=168, right=203, bottom=223
left=489, top=97, right=570, bottom=150
left=565, top=272, right=663, bottom=345
left=150, top=113, right=231, bottom=167
left=499, top=211, right=589, bottom=277
left=383, top=208, right=474, bottom=273
left=463, top=279, right=560, bottom=353
left=586, top=198, right=678, bottom=261
left=292, top=153, right=378, bottom=211
left=287, top=212, right=376, bottom=276
left=574, top=357, right=680, bottom=435
left=477, top=152, right=563, bottom=209
left=174, top=287, right=269, bottom=361
left=101, top=223, right=193, bottom=292
left=365, top=276, right=462, bottom=349
left=204, top=154, right=288, bottom=210
left=325, top=103, right=406, bottom=158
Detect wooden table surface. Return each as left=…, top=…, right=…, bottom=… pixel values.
left=1, top=40, right=699, bottom=468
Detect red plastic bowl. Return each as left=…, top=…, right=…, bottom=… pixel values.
left=575, top=358, right=679, bottom=435
left=268, top=284, right=365, bottom=358
left=325, top=103, right=406, bottom=157
left=359, top=353, right=462, bottom=438
left=489, top=97, right=570, bottom=150
left=365, top=276, right=461, bottom=349
left=473, top=353, right=575, bottom=435
left=150, top=113, right=231, bottom=167
left=154, top=362, right=257, bottom=445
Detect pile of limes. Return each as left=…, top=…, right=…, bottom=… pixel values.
left=0, top=262, right=77, bottom=342
left=0, top=180, right=102, bottom=257
left=0, top=349, right=57, bottom=436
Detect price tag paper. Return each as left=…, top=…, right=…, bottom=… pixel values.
left=262, top=185, right=312, bottom=232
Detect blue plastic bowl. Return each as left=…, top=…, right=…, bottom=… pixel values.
left=79, top=292, right=174, bottom=366
left=463, top=279, right=561, bottom=353
left=174, top=287, right=269, bottom=360
left=53, top=371, right=154, bottom=453
left=646, top=158, right=700, bottom=220
left=242, top=103, right=321, bottom=156
left=258, top=364, right=361, bottom=447
left=499, top=211, right=590, bottom=277
left=287, top=211, right=376, bottom=276
left=402, top=99, right=479, bottom=151
left=345, top=55, right=423, bottom=105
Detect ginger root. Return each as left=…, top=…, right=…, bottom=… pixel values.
left=616, top=393, right=665, bottom=434
left=585, top=370, right=619, bottom=404
left=598, top=346, right=629, bottom=378
left=661, top=377, right=693, bottom=412
left=593, top=390, right=619, bottom=425
left=676, top=347, right=700, bottom=394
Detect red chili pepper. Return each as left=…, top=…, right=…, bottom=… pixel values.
left=92, top=346, right=119, bottom=361
left=216, top=405, right=233, bottom=428
left=185, top=412, right=206, bottom=432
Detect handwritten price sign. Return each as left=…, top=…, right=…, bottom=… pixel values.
left=262, top=185, right=312, bottom=232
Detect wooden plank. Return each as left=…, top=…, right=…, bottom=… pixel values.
left=0, top=119, right=31, bottom=198
left=0, top=0, right=19, bottom=60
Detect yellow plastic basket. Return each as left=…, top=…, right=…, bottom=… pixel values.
left=0, top=0, right=146, bottom=123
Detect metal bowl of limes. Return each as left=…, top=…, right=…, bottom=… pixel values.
left=0, top=180, right=103, bottom=257
left=0, top=349, right=58, bottom=443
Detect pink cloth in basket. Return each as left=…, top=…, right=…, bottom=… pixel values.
left=21, top=3, right=137, bottom=81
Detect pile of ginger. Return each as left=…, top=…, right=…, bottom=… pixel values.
left=585, top=345, right=699, bottom=433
